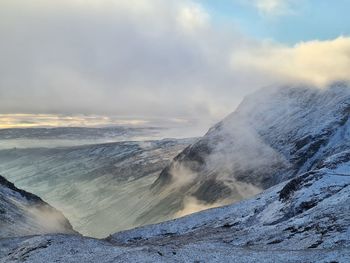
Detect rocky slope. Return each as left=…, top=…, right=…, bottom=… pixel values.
left=1, top=159, right=349, bottom=262
left=151, top=82, right=350, bottom=216
left=0, top=139, right=193, bottom=237
left=111, top=155, right=350, bottom=251
left=0, top=175, right=76, bottom=238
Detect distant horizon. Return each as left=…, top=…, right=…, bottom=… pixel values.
left=0, top=113, right=213, bottom=133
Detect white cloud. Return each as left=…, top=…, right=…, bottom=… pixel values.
left=231, top=36, right=350, bottom=86
left=0, top=0, right=349, bottom=131
left=0, top=0, right=254, bottom=125
left=0, top=114, right=149, bottom=129
left=253, top=0, right=293, bottom=15
left=177, top=3, right=210, bottom=32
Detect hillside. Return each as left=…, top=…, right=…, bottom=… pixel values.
left=0, top=175, right=76, bottom=238
left=0, top=139, right=193, bottom=237
left=151, top=82, right=350, bottom=215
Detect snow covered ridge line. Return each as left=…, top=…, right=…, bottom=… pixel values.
left=0, top=175, right=77, bottom=238
left=151, top=82, right=350, bottom=215
left=0, top=175, right=43, bottom=203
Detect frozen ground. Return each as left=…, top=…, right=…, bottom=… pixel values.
left=1, top=234, right=349, bottom=263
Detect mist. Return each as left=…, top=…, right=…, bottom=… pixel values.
left=24, top=204, right=74, bottom=234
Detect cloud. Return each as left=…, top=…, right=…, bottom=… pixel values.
left=253, top=0, right=294, bottom=15
left=231, top=36, right=350, bottom=86
left=175, top=196, right=223, bottom=218
left=0, top=114, right=150, bottom=129
left=177, top=3, right=210, bottom=32
left=0, top=0, right=349, bottom=131
left=0, top=0, right=257, bottom=125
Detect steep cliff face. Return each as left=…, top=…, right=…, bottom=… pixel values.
left=0, top=175, right=76, bottom=238
left=151, top=82, right=350, bottom=213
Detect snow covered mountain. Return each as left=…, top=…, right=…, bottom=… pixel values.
left=151, top=82, right=350, bottom=215
left=0, top=175, right=76, bottom=238
left=111, top=156, right=350, bottom=252
left=1, top=153, right=349, bottom=262
left=0, top=83, right=349, bottom=262
left=0, top=139, right=194, bottom=237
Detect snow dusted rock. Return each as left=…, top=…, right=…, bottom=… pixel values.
left=0, top=175, right=76, bottom=238
left=152, top=82, right=350, bottom=213
left=110, top=161, right=350, bottom=250
left=1, top=233, right=349, bottom=263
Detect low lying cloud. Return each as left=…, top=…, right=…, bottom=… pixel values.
left=0, top=114, right=151, bottom=129
left=175, top=196, right=223, bottom=218
left=25, top=204, right=73, bottom=234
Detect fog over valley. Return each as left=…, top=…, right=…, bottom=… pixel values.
left=1, top=1, right=349, bottom=262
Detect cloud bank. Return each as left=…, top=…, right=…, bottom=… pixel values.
left=232, top=36, right=350, bottom=86
left=0, top=0, right=349, bottom=129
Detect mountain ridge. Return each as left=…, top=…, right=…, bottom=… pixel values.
left=151, top=82, right=350, bottom=213
left=0, top=175, right=77, bottom=238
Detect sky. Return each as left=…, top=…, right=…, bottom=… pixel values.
left=0, top=0, right=349, bottom=130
